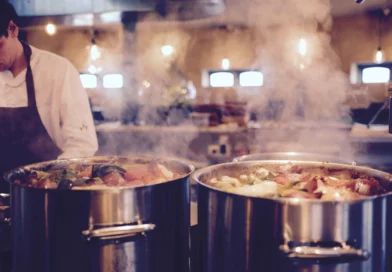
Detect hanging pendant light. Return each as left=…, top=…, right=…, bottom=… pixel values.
left=374, top=14, right=386, bottom=64
left=374, top=47, right=385, bottom=64
left=87, top=29, right=102, bottom=74
left=90, top=37, right=101, bottom=61
left=221, top=58, right=230, bottom=70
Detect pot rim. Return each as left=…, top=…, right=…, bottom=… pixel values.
left=233, top=152, right=356, bottom=165
left=191, top=160, right=392, bottom=204
left=4, top=155, right=195, bottom=192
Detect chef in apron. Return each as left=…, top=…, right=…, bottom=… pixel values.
left=0, top=2, right=98, bottom=192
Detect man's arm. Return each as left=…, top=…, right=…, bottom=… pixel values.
left=57, top=64, right=98, bottom=159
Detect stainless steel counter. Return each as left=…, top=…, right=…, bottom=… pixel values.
left=95, top=122, right=392, bottom=141
left=95, top=122, right=392, bottom=173
left=350, top=123, right=392, bottom=142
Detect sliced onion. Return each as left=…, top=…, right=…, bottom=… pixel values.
left=233, top=182, right=278, bottom=197
left=355, top=181, right=371, bottom=196
left=209, top=178, right=218, bottom=184
left=157, top=164, right=174, bottom=180
left=221, top=176, right=241, bottom=187
left=328, top=176, right=339, bottom=181
left=239, top=174, right=249, bottom=183
left=313, top=179, right=327, bottom=194
left=254, top=168, right=269, bottom=179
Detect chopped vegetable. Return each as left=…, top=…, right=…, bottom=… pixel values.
left=254, top=168, right=269, bottom=179
left=157, top=164, right=174, bottom=180
left=12, top=161, right=181, bottom=190
left=206, top=164, right=389, bottom=200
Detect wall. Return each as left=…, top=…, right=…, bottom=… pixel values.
left=331, top=13, right=392, bottom=74
left=26, top=24, right=137, bottom=119
left=135, top=14, right=392, bottom=105
left=331, top=14, right=392, bottom=104
left=135, top=23, right=257, bottom=104
left=26, top=25, right=124, bottom=71
left=25, top=14, right=392, bottom=78
left=24, top=12, right=392, bottom=109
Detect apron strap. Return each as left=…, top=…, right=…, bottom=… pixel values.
left=21, top=42, right=36, bottom=107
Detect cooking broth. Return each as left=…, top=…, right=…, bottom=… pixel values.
left=204, top=163, right=391, bottom=200
left=11, top=160, right=182, bottom=190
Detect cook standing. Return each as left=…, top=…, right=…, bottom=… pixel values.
left=0, top=2, right=98, bottom=192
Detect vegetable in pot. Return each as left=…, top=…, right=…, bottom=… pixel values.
left=205, top=164, right=390, bottom=201
left=11, top=161, right=181, bottom=190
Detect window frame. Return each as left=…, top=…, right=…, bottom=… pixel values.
left=204, top=69, right=264, bottom=88
left=79, top=73, right=98, bottom=89
left=209, top=71, right=235, bottom=87
left=357, top=62, right=392, bottom=83
left=239, top=71, right=264, bottom=87
left=102, top=73, right=125, bottom=89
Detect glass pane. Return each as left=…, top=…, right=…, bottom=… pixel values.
left=103, top=74, right=124, bottom=88
left=209, top=72, right=234, bottom=87
left=239, top=71, right=264, bottom=86
left=362, top=67, right=390, bottom=83
left=80, top=74, right=97, bottom=89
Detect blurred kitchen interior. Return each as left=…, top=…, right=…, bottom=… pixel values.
left=11, top=0, right=392, bottom=171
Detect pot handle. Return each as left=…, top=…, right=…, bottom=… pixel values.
left=280, top=244, right=370, bottom=260
left=0, top=194, right=10, bottom=224
left=82, top=223, right=156, bottom=241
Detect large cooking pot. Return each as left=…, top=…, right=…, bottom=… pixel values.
left=4, top=156, right=194, bottom=272
left=234, top=152, right=356, bottom=165
left=191, top=161, right=392, bottom=272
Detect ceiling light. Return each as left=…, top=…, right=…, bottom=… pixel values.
left=221, top=58, right=230, bottom=70
left=298, top=38, right=307, bottom=57
left=161, top=45, right=174, bottom=56
left=45, top=23, right=56, bottom=36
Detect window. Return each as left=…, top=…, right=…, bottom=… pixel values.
left=354, top=62, right=392, bottom=84
left=239, top=71, right=264, bottom=87
left=210, top=72, right=235, bottom=87
left=205, top=70, right=263, bottom=88
left=103, top=74, right=124, bottom=88
left=80, top=74, right=97, bottom=89
left=362, top=67, right=390, bottom=84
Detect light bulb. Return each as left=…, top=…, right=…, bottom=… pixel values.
left=142, top=81, right=151, bottom=88
left=298, top=38, right=307, bottom=57
left=88, top=65, right=98, bottom=74
left=45, top=23, right=56, bottom=36
left=161, top=45, right=174, bottom=56
left=88, top=65, right=102, bottom=74
left=222, top=58, right=230, bottom=70
left=90, top=44, right=101, bottom=61
left=374, top=48, right=385, bottom=64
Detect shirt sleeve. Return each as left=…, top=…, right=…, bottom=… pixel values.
left=57, top=63, right=98, bottom=159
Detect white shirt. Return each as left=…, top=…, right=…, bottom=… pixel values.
left=0, top=45, right=98, bottom=159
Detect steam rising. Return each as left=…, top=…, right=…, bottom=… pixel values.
left=242, top=0, right=353, bottom=159
left=98, top=0, right=355, bottom=163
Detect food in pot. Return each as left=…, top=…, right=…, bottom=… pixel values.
left=11, top=161, right=181, bottom=190
left=205, top=163, right=391, bottom=200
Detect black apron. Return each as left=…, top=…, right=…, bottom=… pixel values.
left=0, top=42, right=62, bottom=192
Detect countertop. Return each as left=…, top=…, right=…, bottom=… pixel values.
left=95, top=122, right=246, bottom=134
left=95, top=122, right=392, bottom=142
left=350, top=123, right=392, bottom=142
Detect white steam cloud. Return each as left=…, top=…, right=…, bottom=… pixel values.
left=242, top=0, right=354, bottom=160
left=97, top=0, right=356, bottom=164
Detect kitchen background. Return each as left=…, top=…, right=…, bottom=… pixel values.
left=10, top=0, right=392, bottom=171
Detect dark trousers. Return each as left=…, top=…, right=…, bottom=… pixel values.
left=0, top=252, right=12, bottom=272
